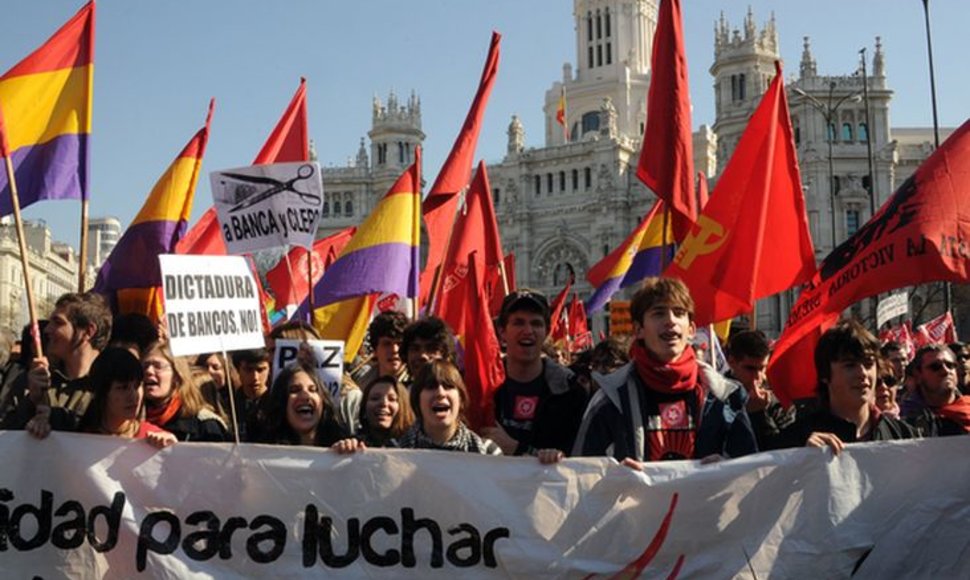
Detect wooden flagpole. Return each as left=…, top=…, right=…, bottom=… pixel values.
left=77, top=199, right=89, bottom=290
left=2, top=135, right=43, bottom=357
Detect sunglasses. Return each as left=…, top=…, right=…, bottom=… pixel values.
left=925, top=360, right=957, bottom=372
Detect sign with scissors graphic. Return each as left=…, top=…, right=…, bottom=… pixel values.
left=211, top=161, right=324, bottom=254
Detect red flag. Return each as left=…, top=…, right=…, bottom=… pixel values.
left=768, top=117, right=970, bottom=405
left=548, top=277, right=573, bottom=343
left=265, top=226, right=355, bottom=309
left=434, top=161, right=503, bottom=322
left=697, top=171, right=709, bottom=210
left=917, top=312, right=957, bottom=344
left=487, top=252, right=516, bottom=317
left=462, top=253, right=505, bottom=431
left=420, top=32, right=501, bottom=307
left=636, top=0, right=696, bottom=242
left=177, top=78, right=309, bottom=255
left=665, top=61, right=815, bottom=327
left=568, top=295, right=592, bottom=352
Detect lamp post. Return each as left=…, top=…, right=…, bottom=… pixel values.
left=859, top=48, right=877, bottom=216
left=792, top=83, right=862, bottom=251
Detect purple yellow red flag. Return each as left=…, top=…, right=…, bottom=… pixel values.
left=0, top=1, right=94, bottom=215
left=301, top=148, right=421, bottom=310
left=94, top=100, right=215, bottom=320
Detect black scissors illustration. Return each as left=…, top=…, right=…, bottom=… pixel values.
left=221, top=163, right=321, bottom=213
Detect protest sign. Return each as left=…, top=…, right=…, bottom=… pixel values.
left=1, top=433, right=968, bottom=578
left=272, top=339, right=345, bottom=401
left=876, top=291, right=908, bottom=328
left=159, top=254, right=265, bottom=356
left=211, top=161, right=324, bottom=254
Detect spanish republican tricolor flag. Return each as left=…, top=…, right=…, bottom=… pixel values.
left=0, top=1, right=94, bottom=215
left=94, top=100, right=215, bottom=321
left=302, top=149, right=422, bottom=310
left=556, top=85, right=568, bottom=141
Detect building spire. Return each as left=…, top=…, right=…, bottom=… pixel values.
left=800, top=36, right=817, bottom=78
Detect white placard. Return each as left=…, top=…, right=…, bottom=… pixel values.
left=211, top=161, right=324, bottom=254
left=272, top=339, right=345, bottom=401
left=159, top=254, right=266, bottom=356
left=877, top=291, right=909, bottom=328
left=1, top=432, right=968, bottom=578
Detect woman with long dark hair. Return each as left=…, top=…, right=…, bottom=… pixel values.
left=263, top=363, right=345, bottom=447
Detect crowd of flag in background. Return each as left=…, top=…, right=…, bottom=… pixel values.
left=2, top=0, right=970, bottom=418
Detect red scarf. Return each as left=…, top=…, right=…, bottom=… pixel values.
left=937, top=395, right=970, bottom=433
left=146, top=392, right=182, bottom=427
left=630, top=340, right=699, bottom=394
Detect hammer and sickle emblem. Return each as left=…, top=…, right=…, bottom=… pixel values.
left=674, top=215, right=728, bottom=269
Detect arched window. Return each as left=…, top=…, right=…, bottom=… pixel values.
left=596, top=10, right=602, bottom=39
left=606, top=42, right=612, bottom=65
left=572, top=169, right=579, bottom=190
left=603, top=244, right=609, bottom=257
left=588, top=46, right=594, bottom=69
left=605, top=7, right=611, bottom=37
left=584, top=167, right=592, bottom=189
left=553, top=262, right=574, bottom=286
left=344, top=198, right=353, bottom=216
left=597, top=44, right=603, bottom=66
left=493, top=188, right=500, bottom=205
left=547, top=173, right=554, bottom=194
left=559, top=171, right=566, bottom=192
left=841, top=123, right=853, bottom=142
left=827, top=123, right=837, bottom=142
left=333, top=196, right=342, bottom=216
left=858, top=122, right=868, bottom=142
left=587, top=12, right=593, bottom=42
left=534, top=175, right=541, bottom=196
left=322, top=200, right=330, bottom=217
left=398, top=142, right=405, bottom=164
left=738, top=73, right=746, bottom=100
left=581, top=111, right=600, bottom=135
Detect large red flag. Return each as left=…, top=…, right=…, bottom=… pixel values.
left=461, top=253, right=505, bottom=431
left=177, top=78, right=309, bottom=255
left=568, top=295, right=592, bottom=352
left=548, top=277, right=573, bottom=343
left=636, top=0, right=695, bottom=242
left=434, top=161, right=504, bottom=323
left=266, top=226, right=355, bottom=309
left=420, top=32, right=501, bottom=307
left=768, top=118, right=970, bottom=405
left=664, top=61, right=815, bottom=326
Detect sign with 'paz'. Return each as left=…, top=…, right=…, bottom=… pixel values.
left=272, top=339, right=345, bottom=402
left=211, top=161, right=324, bottom=254
left=159, top=254, right=266, bottom=357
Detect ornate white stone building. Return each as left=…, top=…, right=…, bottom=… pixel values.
left=315, top=1, right=947, bottom=335
left=86, top=216, right=121, bottom=270
left=0, top=219, right=92, bottom=331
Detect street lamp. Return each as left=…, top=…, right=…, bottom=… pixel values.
left=792, top=83, right=861, bottom=251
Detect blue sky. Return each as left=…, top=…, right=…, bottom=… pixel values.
left=3, top=1, right=966, bottom=250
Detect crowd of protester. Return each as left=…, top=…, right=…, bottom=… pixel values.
left=0, top=276, right=967, bottom=468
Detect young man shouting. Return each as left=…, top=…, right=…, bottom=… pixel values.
left=574, top=277, right=756, bottom=466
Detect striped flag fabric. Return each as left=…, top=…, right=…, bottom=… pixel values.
left=0, top=1, right=94, bottom=215
left=302, top=148, right=421, bottom=309
left=94, top=100, right=214, bottom=320
left=585, top=199, right=674, bottom=313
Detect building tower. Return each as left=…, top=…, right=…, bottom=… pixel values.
left=368, top=90, right=425, bottom=198
left=545, top=0, right=659, bottom=146
left=86, top=216, right=121, bottom=269
left=710, top=8, right=779, bottom=178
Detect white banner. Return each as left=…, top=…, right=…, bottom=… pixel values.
left=211, top=161, right=324, bottom=254
left=272, top=339, right=345, bottom=401
left=1, top=433, right=968, bottom=578
left=877, top=291, right=909, bottom=328
left=159, top=254, right=265, bottom=356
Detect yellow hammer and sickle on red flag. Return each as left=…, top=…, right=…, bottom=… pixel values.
left=674, top=215, right=728, bottom=269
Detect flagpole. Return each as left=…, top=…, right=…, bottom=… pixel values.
left=307, top=246, right=314, bottom=316
left=1, top=134, right=43, bottom=357
left=78, top=200, right=89, bottom=290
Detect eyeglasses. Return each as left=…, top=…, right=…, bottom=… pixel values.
left=925, top=360, right=957, bottom=372
left=142, top=360, right=172, bottom=372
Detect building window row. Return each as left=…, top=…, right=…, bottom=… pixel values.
left=533, top=167, right=593, bottom=196
left=322, top=192, right=354, bottom=218
left=585, top=8, right=612, bottom=68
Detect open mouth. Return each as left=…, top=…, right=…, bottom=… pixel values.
left=660, top=331, right=681, bottom=343
left=430, top=401, right=452, bottom=416
left=294, top=403, right=317, bottom=418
